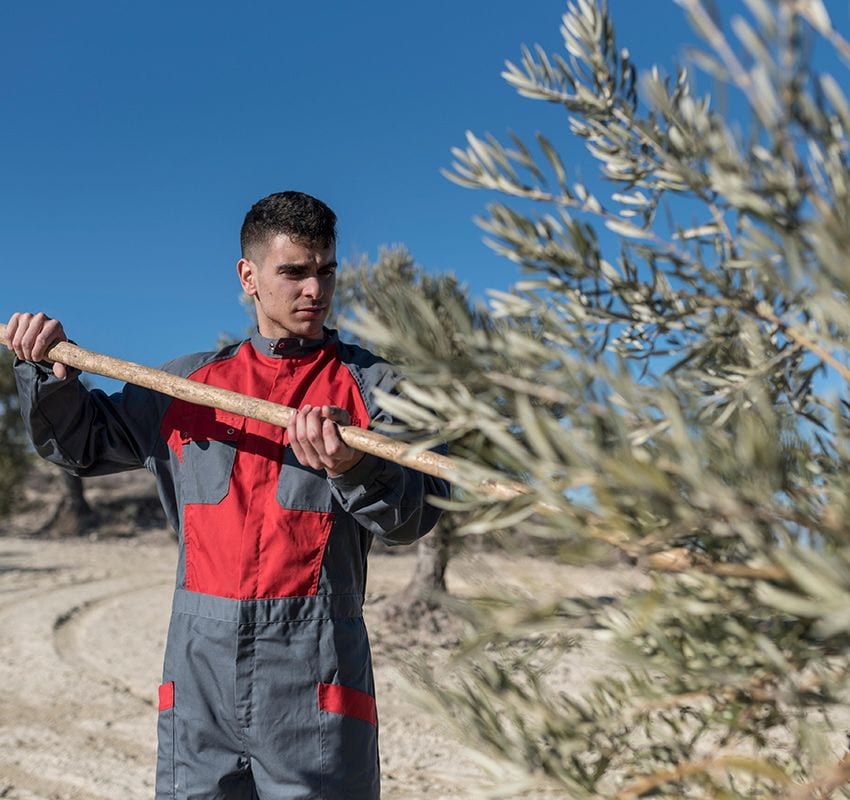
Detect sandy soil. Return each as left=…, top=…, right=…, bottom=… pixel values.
left=3, top=465, right=849, bottom=798
left=0, top=506, right=638, bottom=800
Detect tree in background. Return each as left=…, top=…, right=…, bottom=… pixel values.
left=0, top=349, right=95, bottom=533
left=342, top=0, right=850, bottom=796
left=334, top=247, right=490, bottom=609
left=0, top=349, right=30, bottom=517
left=38, top=471, right=96, bottom=537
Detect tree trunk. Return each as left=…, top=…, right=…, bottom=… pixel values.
left=40, top=472, right=96, bottom=537
left=404, top=517, right=451, bottom=603
left=64, top=473, right=92, bottom=518
left=378, top=516, right=457, bottom=632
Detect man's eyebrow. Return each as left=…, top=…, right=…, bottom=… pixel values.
left=275, top=260, right=338, bottom=270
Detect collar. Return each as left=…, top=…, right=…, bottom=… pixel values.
left=250, top=328, right=338, bottom=358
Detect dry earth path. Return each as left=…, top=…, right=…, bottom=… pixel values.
left=0, top=531, right=635, bottom=799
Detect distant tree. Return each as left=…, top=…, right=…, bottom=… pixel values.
left=340, top=1, right=850, bottom=796
left=38, top=471, right=96, bottom=537
left=0, top=349, right=30, bottom=517
left=0, top=350, right=93, bottom=533
left=333, top=247, right=491, bottom=608
left=36, top=373, right=97, bottom=537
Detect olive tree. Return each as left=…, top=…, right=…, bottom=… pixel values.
left=344, top=1, right=850, bottom=797
left=334, top=247, right=491, bottom=609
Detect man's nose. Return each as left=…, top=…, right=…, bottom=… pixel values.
left=303, top=276, right=322, bottom=299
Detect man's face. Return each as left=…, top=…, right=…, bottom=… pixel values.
left=237, top=233, right=337, bottom=340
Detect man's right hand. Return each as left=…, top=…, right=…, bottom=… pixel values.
left=4, top=312, right=70, bottom=379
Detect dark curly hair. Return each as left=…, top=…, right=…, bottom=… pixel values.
left=240, top=191, right=337, bottom=258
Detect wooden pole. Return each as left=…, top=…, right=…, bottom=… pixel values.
left=0, top=324, right=526, bottom=501
left=1, top=324, right=792, bottom=584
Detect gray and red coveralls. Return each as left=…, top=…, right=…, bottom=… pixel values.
left=15, top=329, right=448, bottom=799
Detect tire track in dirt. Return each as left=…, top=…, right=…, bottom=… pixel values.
left=0, top=578, right=168, bottom=797
left=0, top=762, right=116, bottom=800
left=0, top=575, right=120, bottom=612
left=1, top=534, right=641, bottom=799
left=0, top=694, right=154, bottom=799
left=0, top=536, right=176, bottom=800
left=52, top=580, right=172, bottom=709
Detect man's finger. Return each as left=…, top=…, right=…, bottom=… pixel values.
left=322, top=418, right=344, bottom=457
left=17, top=314, right=43, bottom=361
left=303, top=408, right=332, bottom=467
left=32, top=319, right=63, bottom=362
left=4, top=314, right=18, bottom=349
left=8, top=312, right=31, bottom=359
left=289, top=406, right=323, bottom=470
left=303, top=407, right=328, bottom=448
left=288, top=406, right=307, bottom=460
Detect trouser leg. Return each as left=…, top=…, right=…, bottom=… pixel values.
left=247, top=616, right=380, bottom=800
left=156, top=611, right=253, bottom=800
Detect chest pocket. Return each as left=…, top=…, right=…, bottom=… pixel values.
left=277, top=447, right=335, bottom=512
left=172, top=408, right=244, bottom=505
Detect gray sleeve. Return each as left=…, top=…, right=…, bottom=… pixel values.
left=327, top=356, right=450, bottom=545
left=327, top=450, right=449, bottom=545
left=13, top=359, right=165, bottom=476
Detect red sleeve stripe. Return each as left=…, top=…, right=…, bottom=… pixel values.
left=317, top=681, right=377, bottom=726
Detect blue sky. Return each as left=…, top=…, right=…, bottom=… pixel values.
left=0, top=1, right=749, bottom=384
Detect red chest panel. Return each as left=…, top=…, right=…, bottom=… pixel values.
left=159, top=341, right=370, bottom=599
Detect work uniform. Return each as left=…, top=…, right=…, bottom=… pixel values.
left=15, top=329, right=448, bottom=800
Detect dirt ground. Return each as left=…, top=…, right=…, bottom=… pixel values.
left=0, top=470, right=639, bottom=800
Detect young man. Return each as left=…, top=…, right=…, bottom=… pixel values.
left=6, top=191, right=448, bottom=799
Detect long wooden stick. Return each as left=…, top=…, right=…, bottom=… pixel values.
left=1, top=325, right=795, bottom=584
left=0, top=324, right=525, bottom=501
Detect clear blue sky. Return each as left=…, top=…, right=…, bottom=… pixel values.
left=1, top=1, right=728, bottom=381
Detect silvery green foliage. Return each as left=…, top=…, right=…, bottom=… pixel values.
left=334, top=247, right=517, bottom=467
left=347, top=1, right=850, bottom=797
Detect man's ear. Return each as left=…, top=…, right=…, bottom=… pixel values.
left=237, top=258, right=257, bottom=296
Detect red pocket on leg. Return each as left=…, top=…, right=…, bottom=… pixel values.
left=158, top=681, right=175, bottom=712
left=317, top=682, right=376, bottom=726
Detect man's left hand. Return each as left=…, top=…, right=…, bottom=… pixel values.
left=288, top=405, right=365, bottom=477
